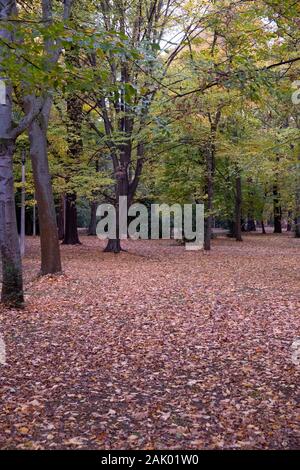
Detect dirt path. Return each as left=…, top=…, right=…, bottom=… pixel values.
left=0, top=234, right=299, bottom=449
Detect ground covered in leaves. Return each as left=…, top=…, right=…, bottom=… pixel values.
left=0, top=234, right=299, bottom=449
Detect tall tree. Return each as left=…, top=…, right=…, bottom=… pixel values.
left=24, top=0, right=73, bottom=273
left=204, top=108, right=222, bottom=250
left=235, top=173, right=243, bottom=242
left=62, top=90, right=83, bottom=245
left=0, top=1, right=25, bottom=305
left=87, top=0, right=193, bottom=252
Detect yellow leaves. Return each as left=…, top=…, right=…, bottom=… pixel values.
left=17, top=426, right=30, bottom=435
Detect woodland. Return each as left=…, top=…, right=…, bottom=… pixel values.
left=0, top=0, right=299, bottom=451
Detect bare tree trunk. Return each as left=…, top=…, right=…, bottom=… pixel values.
left=28, top=114, right=62, bottom=274
left=261, top=220, right=266, bottom=234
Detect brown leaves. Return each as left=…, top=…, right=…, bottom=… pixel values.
left=0, top=234, right=299, bottom=449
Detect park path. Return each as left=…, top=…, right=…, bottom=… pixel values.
left=0, top=234, right=299, bottom=449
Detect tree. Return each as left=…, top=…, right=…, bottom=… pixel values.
left=62, top=89, right=83, bottom=245
left=296, top=156, right=300, bottom=237
left=85, top=0, right=198, bottom=252
left=23, top=1, right=73, bottom=273
left=0, top=0, right=24, bottom=306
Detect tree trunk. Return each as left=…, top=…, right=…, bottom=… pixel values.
left=261, top=220, right=266, bottom=234
left=32, top=192, right=37, bottom=236
left=57, top=195, right=65, bottom=240
left=62, top=193, right=81, bottom=244
left=203, top=110, right=221, bottom=250
left=235, top=175, right=243, bottom=242
left=28, top=114, right=62, bottom=274
left=104, top=238, right=122, bottom=253
left=62, top=57, right=83, bottom=245
left=247, top=218, right=256, bottom=232
left=0, top=0, right=24, bottom=306
left=295, top=155, right=300, bottom=238
left=104, top=199, right=122, bottom=252
left=204, top=148, right=213, bottom=251
left=20, top=151, right=26, bottom=257
left=295, top=217, right=300, bottom=238
left=88, top=201, right=98, bottom=236
left=227, top=220, right=235, bottom=238
left=104, top=166, right=130, bottom=253
left=23, top=0, right=73, bottom=271
left=286, top=210, right=292, bottom=232
left=0, top=143, right=24, bottom=306
left=273, top=184, right=282, bottom=233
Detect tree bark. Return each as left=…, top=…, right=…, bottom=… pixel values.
left=0, top=0, right=24, bottom=306
left=104, top=238, right=122, bottom=253
left=0, top=142, right=24, bottom=306
left=261, top=220, right=266, bottom=234
left=28, top=113, right=62, bottom=274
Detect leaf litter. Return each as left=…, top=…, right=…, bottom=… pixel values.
left=0, top=234, right=299, bottom=449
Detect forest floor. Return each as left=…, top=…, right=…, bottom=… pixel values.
left=0, top=233, right=299, bottom=450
